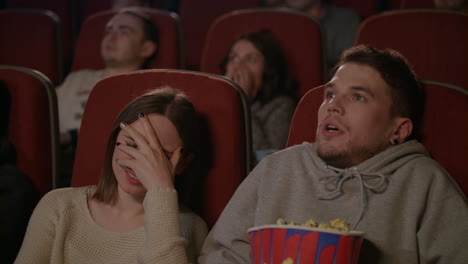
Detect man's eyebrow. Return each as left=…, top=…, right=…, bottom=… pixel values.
left=118, top=25, right=135, bottom=31
left=350, top=86, right=375, bottom=97
left=105, top=24, right=134, bottom=31
left=324, top=83, right=335, bottom=89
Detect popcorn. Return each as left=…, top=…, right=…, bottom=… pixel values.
left=276, top=218, right=350, bottom=232
left=304, top=219, right=318, bottom=228
left=275, top=219, right=296, bottom=226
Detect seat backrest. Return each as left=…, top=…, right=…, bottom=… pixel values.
left=71, top=69, right=251, bottom=227
left=72, top=8, right=184, bottom=72
left=179, top=0, right=261, bottom=70
left=83, top=0, right=165, bottom=18
left=419, top=80, right=468, bottom=195
left=200, top=8, right=324, bottom=97
left=0, top=65, right=60, bottom=195
left=356, top=10, right=468, bottom=89
left=286, top=81, right=468, bottom=195
left=0, top=9, right=63, bottom=85
left=286, top=85, right=324, bottom=147
left=5, top=0, right=75, bottom=73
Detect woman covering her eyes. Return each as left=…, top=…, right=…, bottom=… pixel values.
left=15, top=87, right=208, bottom=263
left=220, top=29, right=298, bottom=164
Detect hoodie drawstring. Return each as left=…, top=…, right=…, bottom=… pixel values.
left=317, top=165, right=388, bottom=229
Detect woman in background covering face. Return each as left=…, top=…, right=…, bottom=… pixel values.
left=15, top=87, right=208, bottom=264
left=221, top=30, right=298, bottom=163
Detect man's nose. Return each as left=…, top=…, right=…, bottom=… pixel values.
left=327, top=96, right=344, bottom=114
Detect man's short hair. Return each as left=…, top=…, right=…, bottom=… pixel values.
left=119, top=7, right=159, bottom=68
left=331, top=45, right=425, bottom=141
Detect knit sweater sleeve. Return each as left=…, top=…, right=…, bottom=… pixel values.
left=137, top=188, right=189, bottom=264
left=198, top=165, right=262, bottom=263
left=14, top=189, right=62, bottom=264
left=180, top=209, right=209, bottom=264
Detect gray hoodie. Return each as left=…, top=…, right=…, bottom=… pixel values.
left=199, top=141, right=468, bottom=264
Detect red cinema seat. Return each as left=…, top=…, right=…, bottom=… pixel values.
left=179, top=0, right=261, bottom=70
left=82, top=0, right=165, bottom=21
left=72, top=8, right=184, bottom=72
left=0, top=65, right=60, bottom=195
left=419, top=80, right=468, bottom=195
left=286, top=85, right=324, bottom=147
left=356, top=10, right=468, bottom=90
left=286, top=80, right=468, bottom=196
left=5, top=0, right=75, bottom=74
left=0, top=9, right=63, bottom=85
left=71, top=69, right=252, bottom=227
left=200, top=8, right=324, bottom=97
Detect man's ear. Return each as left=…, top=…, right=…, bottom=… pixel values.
left=175, top=153, right=194, bottom=175
left=391, top=117, right=413, bottom=144
left=140, top=40, right=157, bottom=59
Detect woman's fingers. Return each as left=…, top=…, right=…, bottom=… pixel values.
left=116, top=142, right=141, bottom=160
left=139, top=113, right=165, bottom=153
left=115, top=145, right=174, bottom=189
left=119, top=121, right=152, bottom=154
left=170, top=146, right=183, bottom=173
left=115, top=157, right=134, bottom=170
left=117, top=116, right=177, bottom=190
left=236, top=70, right=252, bottom=99
left=225, top=68, right=235, bottom=80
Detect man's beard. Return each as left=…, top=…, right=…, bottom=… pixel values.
left=316, top=141, right=390, bottom=169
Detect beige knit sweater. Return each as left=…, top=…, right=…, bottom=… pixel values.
left=15, top=186, right=208, bottom=264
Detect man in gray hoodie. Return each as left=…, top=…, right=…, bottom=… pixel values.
left=199, top=45, right=468, bottom=264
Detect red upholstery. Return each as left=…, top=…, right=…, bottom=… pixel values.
left=0, top=65, right=59, bottom=195
left=419, top=80, right=468, bottom=195
left=5, top=0, right=76, bottom=71
left=287, top=85, right=324, bottom=147
left=71, top=70, right=251, bottom=227
left=72, top=8, right=183, bottom=72
left=82, top=0, right=115, bottom=17
left=0, top=9, right=63, bottom=85
left=179, top=0, right=261, bottom=70
left=83, top=0, right=164, bottom=18
left=200, top=8, right=324, bottom=97
left=287, top=81, right=468, bottom=195
left=356, top=10, right=468, bottom=89
left=328, top=0, right=378, bottom=18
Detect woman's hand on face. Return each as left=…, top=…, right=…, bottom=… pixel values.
left=115, top=114, right=182, bottom=190
left=226, top=68, right=256, bottom=102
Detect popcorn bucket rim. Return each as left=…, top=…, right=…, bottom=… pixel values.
left=247, top=224, right=365, bottom=237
